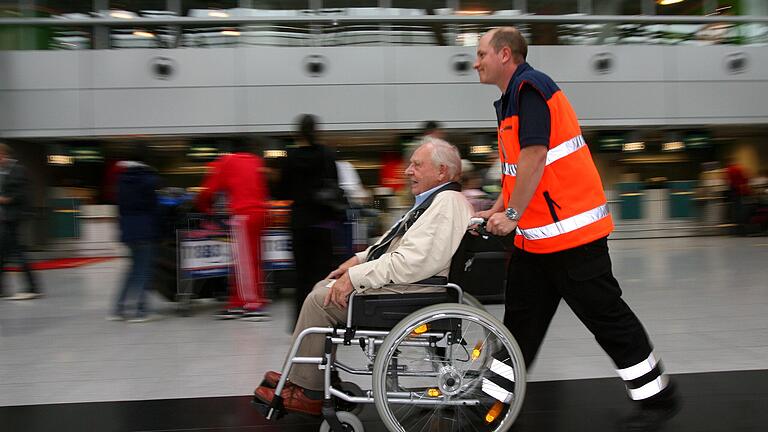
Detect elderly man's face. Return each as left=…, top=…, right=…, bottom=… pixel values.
left=405, top=144, right=445, bottom=196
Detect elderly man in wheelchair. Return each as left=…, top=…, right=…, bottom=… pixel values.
left=254, top=138, right=526, bottom=432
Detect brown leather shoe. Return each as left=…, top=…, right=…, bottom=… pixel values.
left=253, top=383, right=323, bottom=416
left=260, top=370, right=282, bottom=388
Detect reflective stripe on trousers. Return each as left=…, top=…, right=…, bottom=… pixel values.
left=502, top=134, right=586, bottom=177
left=517, top=203, right=609, bottom=240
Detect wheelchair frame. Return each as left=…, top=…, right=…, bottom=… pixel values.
left=258, top=283, right=525, bottom=432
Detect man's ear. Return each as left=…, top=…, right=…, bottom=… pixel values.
left=500, top=46, right=513, bottom=64
left=439, top=164, right=449, bottom=180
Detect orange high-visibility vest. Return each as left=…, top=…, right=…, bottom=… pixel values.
left=495, top=63, right=613, bottom=253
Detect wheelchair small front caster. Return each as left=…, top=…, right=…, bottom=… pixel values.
left=319, top=411, right=364, bottom=432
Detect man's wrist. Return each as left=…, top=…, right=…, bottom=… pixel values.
left=505, top=207, right=521, bottom=221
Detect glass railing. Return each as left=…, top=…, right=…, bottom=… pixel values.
left=1, top=9, right=766, bottom=50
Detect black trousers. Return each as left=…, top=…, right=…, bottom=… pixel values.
left=504, top=237, right=653, bottom=372
left=0, top=221, right=39, bottom=295
left=291, top=226, right=335, bottom=324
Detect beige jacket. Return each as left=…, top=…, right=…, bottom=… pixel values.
left=347, top=190, right=473, bottom=293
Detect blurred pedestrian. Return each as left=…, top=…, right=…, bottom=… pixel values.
left=276, top=114, right=344, bottom=326
left=111, top=146, right=159, bottom=321
left=0, top=143, right=41, bottom=300
left=726, top=158, right=751, bottom=235
left=197, top=138, right=269, bottom=320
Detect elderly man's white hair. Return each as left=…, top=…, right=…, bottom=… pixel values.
left=420, top=137, right=462, bottom=181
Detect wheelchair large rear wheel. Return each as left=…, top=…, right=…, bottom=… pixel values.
left=372, top=303, right=525, bottom=432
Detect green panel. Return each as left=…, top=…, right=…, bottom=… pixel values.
left=49, top=198, right=80, bottom=238
left=668, top=180, right=696, bottom=218
left=616, top=182, right=643, bottom=220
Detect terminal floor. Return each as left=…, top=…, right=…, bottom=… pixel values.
left=0, top=236, right=767, bottom=430
left=1, top=369, right=766, bottom=431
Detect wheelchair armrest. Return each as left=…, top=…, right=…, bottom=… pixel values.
left=414, top=276, right=448, bottom=285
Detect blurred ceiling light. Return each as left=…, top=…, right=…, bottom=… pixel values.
left=208, top=10, right=229, bottom=18
left=657, top=0, right=684, bottom=5
left=221, top=30, right=241, bottom=36
left=264, top=150, right=287, bottom=158
left=456, top=10, right=491, bottom=15
left=623, top=142, right=646, bottom=152
left=132, top=31, right=155, bottom=38
left=110, top=11, right=134, bottom=19
left=470, top=145, right=493, bottom=155
left=48, top=155, right=74, bottom=166
left=662, top=141, right=685, bottom=152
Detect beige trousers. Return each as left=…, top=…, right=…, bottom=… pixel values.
left=286, top=279, right=442, bottom=390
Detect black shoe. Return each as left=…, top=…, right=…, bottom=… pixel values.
left=620, top=388, right=681, bottom=432
left=214, top=308, right=246, bottom=320
left=241, top=308, right=271, bottom=322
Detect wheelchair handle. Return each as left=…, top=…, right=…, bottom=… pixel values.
left=468, top=217, right=491, bottom=239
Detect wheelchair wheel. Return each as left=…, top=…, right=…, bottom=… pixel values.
left=319, top=411, right=365, bottom=432
left=372, top=303, right=525, bottom=432
left=334, top=381, right=365, bottom=415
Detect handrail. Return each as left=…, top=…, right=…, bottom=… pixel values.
left=1, top=14, right=768, bottom=27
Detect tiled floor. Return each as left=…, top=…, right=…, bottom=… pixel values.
left=0, top=236, right=766, bottom=411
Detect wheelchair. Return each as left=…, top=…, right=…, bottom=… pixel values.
left=254, top=280, right=526, bottom=432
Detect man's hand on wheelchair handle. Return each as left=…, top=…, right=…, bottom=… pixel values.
left=323, top=272, right=355, bottom=309
left=486, top=212, right=518, bottom=236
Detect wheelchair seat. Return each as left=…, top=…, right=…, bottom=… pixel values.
left=349, top=276, right=458, bottom=329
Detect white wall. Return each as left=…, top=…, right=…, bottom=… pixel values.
left=1, top=45, right=767, bottom=138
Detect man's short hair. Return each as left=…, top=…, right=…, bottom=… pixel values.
left=490, top=27, right=528, bottom=64
left=421, top=137, right=462, bottom=181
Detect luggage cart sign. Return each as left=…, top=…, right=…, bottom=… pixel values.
left=262, top=229, right=294, bottom=271
left=179, top=230, right=233, bottom=279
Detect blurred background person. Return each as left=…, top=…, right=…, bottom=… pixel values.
left=197, top=137, right=269, bottom=320
left=726, top=157, right=751, bottom=235
left=0, top=143, right=41, bottom=300
left=460, top=158, right=494, bottom=212
left=110, top=145, right=159, bottom=321
left=276, top=114, right=344, bottom=326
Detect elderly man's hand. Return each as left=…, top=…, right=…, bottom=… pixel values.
left=323, top=272, right=355, bottom=309
left=486, top=212, right=518, bottom=237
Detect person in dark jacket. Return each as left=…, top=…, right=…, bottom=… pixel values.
left=0, top=143, right=41, bottom=300
left=111, top=147, right=160, bottom=322
left=276, top=114, right=344, bottom=325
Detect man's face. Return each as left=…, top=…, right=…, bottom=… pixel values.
left=474, top=32, right=505, bottom=87
left=405, top=144, right=445, bottom=196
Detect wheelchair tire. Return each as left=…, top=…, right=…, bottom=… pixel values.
left=372, top=303, right=525, bottom=432
left=319, top=411, right=365, bottom=432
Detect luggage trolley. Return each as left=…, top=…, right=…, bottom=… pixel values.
left=255, top=220, right=526, bottom=432
left=175, top=213, right=233, bottom=315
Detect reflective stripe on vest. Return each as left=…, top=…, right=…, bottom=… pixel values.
left=502, top=134, right=585, bottom=177
left=517, top=203, right=609, bottom=240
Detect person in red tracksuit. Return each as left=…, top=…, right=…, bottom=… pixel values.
left=197, top=140, right=269, bottom=320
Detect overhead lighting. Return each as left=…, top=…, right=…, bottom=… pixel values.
left=623, top=142, right=645, bottom=152
left=208, top=10, right=229, bottom=18
left=109, top=11, right=134, bottom=19
left=470, top=145, right=493, bottom=155
left=662, top=141, right=685, bottom=152
left=132, top=31, right=155, bottom=38
left=264, top=150, right=287, bottom=158
left=48, top=155, right=74, bottom=165
left=456, top=10, right=491, bottom=15
left=221, top=30, right=240, bottom=36
left=657, top=0, right=684, bottom=5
